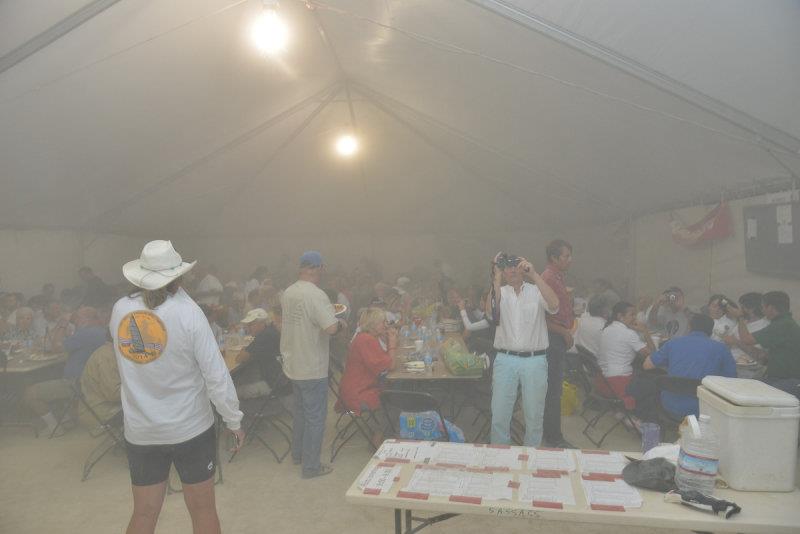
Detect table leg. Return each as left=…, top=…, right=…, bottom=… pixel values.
left=405, top=510, right=412, bottom=532
left=394, top=509, right=401, bottom=534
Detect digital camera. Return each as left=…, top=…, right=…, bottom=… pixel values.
left=495, top=253, right=521, bottom=269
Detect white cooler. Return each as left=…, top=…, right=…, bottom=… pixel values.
left=698, top=376, right=799, bottom=492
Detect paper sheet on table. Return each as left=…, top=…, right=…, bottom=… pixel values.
left=528, top=448, right=576, bottom=472
left=576, top=451, right=629, bottom=475
left=357, top=463, right=402, bottom=494
left=581, top=478, right=642, bottom=508
left=374, top=440, right=435, bottom=463
left=458, top=471, right=514, bottom=501
left=428, top=444, right=523, bottom=470
left=403, top=467, right=464, bottom=496
left=403, top=467, right=514, bottom=501
left=519, top=473, right=576, bottom=506
left=479, top=447, right=524, bottom=470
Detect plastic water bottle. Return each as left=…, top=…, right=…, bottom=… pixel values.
left=423, top=350, right=433, bottom=373
left=674, top=415, right=719, bottom=495
left=640, top=422, right=661, bottom=454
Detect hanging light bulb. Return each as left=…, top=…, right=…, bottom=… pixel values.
left=335, top=134, right=359, bottom=158
left=250, top=1, right=289, bottom=56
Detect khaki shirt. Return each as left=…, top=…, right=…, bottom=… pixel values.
left=79, top=343, right=121, bottom=426
left=280, top=280, right=337, bottom=380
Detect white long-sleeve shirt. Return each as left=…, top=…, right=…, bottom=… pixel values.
left=110, top=287, right=242, bottom=445
left=460, top=309, right=490, bottom=332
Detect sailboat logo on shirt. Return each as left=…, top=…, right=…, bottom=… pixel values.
left=117, top=311, right=168, bottom=364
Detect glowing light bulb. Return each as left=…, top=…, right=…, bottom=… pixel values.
left=250, top=8, right=289, bottom=55
left=335, top=134, right=359, bottom=157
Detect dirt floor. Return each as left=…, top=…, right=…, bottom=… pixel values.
left=1, top=403, right=690, bottom=533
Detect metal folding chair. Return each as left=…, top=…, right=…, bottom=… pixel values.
left=575, top=346, right=639, bottom=447
left=72, top=382, right=124, bottom=481
left=229, top=376, right=292, bottom=464
left=49, top=382, right=81, bottom=438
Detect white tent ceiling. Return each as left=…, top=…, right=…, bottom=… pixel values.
left=1, top=0, right=799, bottom=238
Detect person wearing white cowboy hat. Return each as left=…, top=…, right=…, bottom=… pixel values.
left=122, top=240, right=196, bottom=291
left=111, top=240, right=243, bottom=534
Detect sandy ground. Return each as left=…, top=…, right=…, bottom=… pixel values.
left=1, top=403, right=690, bottom=534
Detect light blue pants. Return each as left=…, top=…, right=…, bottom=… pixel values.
left=490, top=352, right=548, bottom=446
left=291, top=377, right=328, bottom=476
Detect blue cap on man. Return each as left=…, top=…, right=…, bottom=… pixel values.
left=299, top=250, right=323, bottom=268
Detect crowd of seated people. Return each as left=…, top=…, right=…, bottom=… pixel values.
left=3, top=253, right=799, bottom=450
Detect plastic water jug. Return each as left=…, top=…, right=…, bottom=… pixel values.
left=674, top=414, right=719, bottom=495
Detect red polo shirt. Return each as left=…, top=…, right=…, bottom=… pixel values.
left=542, top=265, right=573, bottom=330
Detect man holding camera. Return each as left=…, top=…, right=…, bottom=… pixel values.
left=647, top=286, right=691, bottom=339
left=485, top=252, right=559, bottom=446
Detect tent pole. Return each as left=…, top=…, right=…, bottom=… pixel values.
left=463, top=0, right=800, bottom=157
left=85, top=82, right=340, bottom=231
left=203, top=84, right=343, bottom=229
left=352, top=85, right=532, bottom=218
left=353, top=81, right=625, bottom=214
left=0, top=0, right=125, bottom=76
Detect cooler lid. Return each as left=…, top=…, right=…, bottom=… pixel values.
left=701, top=376, right=799, bottom=407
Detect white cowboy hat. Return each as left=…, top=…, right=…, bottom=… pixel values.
left=123, top=240, right=196, bottom=290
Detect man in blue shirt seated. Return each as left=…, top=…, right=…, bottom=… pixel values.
left=643, top=313, right=736, bottom=418
left=23, top=306, right=107, bottom=436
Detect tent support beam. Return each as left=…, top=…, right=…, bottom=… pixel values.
left=352, top=84, right=535, bottom=217
left=0, top=0, right=124, bottom=76
left=204, top=84, right=343, bottom=229
left=352, top=80, right=627, bottom=214
left=464, top=0, right=800, bottom=156
left=86, top=81, right=340, bottom=230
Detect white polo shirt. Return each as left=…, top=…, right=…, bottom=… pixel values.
left=574, top=315, right=606, bottom=356
left=110, top=288, right=242, bottom=445
left=598, top=321, right=646, bottom=377
left=493, top=282, right=557, bottom=353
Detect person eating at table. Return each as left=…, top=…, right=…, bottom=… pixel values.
left=33, top=299, right=68, bottom=341
left=23, top=306, right=107, bottom=436
left=597, top=301, right=655, bottom=413
left=485, top=252, right=559, bottom=447
left=1, top=306, right=37, bottom=349
left=234, top=307, right=290, bottom=399
left=338, top=308, right=397, bottom=419
left=720, top=292, right=769, bottom=377
left=643, top=313, right=736, bottom=418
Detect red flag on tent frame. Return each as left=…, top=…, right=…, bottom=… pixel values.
left=670, top=202, right=733, bottom=247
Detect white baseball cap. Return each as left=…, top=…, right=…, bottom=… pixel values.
left=240, top=308, right=269, bottom=324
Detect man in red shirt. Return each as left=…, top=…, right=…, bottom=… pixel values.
left=541, top=239, right=575, bottom=448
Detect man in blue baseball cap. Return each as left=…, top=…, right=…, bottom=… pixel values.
left=280, top=251, right=345, bottom=478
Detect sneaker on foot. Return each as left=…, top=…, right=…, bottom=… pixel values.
left=302, top=465, right=334, bottom=479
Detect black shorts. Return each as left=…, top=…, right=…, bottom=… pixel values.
left=126, top=425, right=216, bottom=486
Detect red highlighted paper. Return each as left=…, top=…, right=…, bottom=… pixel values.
left=532, top=500, right=563, bottom=509
left=591, top=504, right=625, bottom=512
left=397, top=491, right=429, bottom=500
left=449, top=495, right=482, bottom=505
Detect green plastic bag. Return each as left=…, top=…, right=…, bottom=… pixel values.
left=442, top=337, right=485, bottom=377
